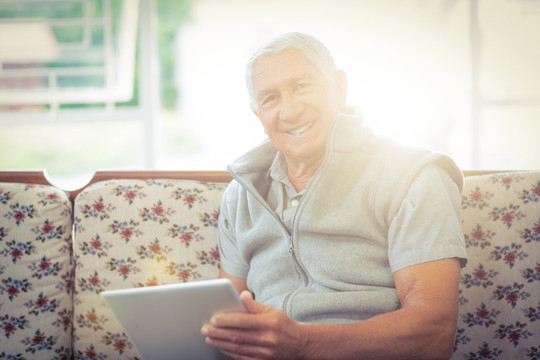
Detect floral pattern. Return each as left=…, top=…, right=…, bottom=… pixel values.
left=2, top=171, right=538, bottom=359
left=72, top=179, right=226, bottom=358
left=488, top=204, right=526, bottom=229
left=0, top=182, right=72, bottom=359
left=464, top=224, right=496, bottom=249
left=454, top=171, right=540, bottom=359
left=111, top=184, right=146, bottom=205
left=0, top=240, right=35, bottom=264
left=490, top=173, right=525, bottom=190
left=3, top=203, right=37, bottom=226
left=172, top=187, right=207, bottom=209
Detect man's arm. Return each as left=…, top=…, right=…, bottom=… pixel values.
left=299, top=257, right=461, bottom=360
left=202, top=257, right=461, bottom=360
left=219, top=267, right=249, bottom=294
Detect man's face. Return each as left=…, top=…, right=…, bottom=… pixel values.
left=250, top=49, right=346, bottom=165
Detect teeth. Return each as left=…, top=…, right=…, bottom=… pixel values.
left=289, top=121, right=314, bottom=135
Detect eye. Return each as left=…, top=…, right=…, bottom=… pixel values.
left=294, top=82, right=312, bottom=92
left=261, top=94, right=279, bottom=107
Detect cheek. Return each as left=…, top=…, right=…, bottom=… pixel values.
left=257, top=113, right=277, bottom=134
left=258, top=119, right=269, bottom=135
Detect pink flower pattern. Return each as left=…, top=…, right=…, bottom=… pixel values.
left=456, top=173, right=539, bottom=359
left=1, top=172, right=537, bottom=359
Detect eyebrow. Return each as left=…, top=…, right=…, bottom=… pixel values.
left=255, top=89, right=275, bottom=103
left=255, top=73, right=315, bottom=103
left=289, top=73, right=315, bottom=85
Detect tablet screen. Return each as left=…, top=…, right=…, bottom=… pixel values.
left=101, top=278, right=245, bottom=360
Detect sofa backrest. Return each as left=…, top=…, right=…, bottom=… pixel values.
left=454, top=172, right=539, bottom=359
left=1, top=170, right=539, bottom=360
left=0, top=182, right=73, bottom=359
left=71, top=179, right=228, bottom=359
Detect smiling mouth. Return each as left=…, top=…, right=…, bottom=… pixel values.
left=288, top=121, right=315, bottom=135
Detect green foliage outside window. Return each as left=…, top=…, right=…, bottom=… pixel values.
left=0, top=0, right=192, bottom=110
left=157, top=0, right=193, bottom=110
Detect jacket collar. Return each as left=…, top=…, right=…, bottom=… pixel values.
left=228, top=107, right=365, bottom=179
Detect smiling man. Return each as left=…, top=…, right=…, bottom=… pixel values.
left=201, top=32, right=468, bottom=359
left=249, top=46, right=346, bottom=191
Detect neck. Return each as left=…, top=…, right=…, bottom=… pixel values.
left=286, top=154, right=325, bottom=192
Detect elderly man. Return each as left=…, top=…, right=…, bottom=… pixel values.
left=201, top=32, right=467, bottom=359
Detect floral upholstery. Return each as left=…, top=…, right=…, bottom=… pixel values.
left=0, top=182, right=73, bottom=360
left=1, top=171, right=538, bottom=360
left=71, top=179, right=227, bottom=359
left=453, top=172, right=540, bottom=359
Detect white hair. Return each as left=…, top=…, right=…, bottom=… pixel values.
left=245, top=32, right=338, bottom=109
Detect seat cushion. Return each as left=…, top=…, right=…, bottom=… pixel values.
left=72, top=179, right=227, bottom=359
left=0, top=182, right=73, bottom=359
left=453, top=171, right=540, bottom=359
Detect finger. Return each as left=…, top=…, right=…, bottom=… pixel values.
left=210, top=311, right=257, bottom=329
left=210, top=308, right=270, bottom=330
left=240, top=291, right=272, bottom=315
left=202, top=323, right=259, bottom=343
left=206, top=335, right=272, bottom=359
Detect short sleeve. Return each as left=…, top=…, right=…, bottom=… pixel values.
left=217, top=187, right=250, bottom=278
left=388, top=164, right=468, bottom=272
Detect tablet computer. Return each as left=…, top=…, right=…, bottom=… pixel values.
left=101, top=278, right=245, bottom=360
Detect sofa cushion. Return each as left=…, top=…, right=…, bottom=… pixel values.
left=72, top=179, right=227, bottom=359
left=0, top=182, right=73, bottom=360
left=453, top=171, right=540, bottom=359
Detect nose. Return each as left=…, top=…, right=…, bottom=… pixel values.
left=278, top=92, right=302, bottom=122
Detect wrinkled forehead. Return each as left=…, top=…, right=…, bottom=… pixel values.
left=251, top=49, right=325, bottom=89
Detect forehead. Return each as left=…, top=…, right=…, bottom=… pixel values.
left=251, top=48, right=324, bottom=91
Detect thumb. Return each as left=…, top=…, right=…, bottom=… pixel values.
left=240, top=290, right=270, bottom=314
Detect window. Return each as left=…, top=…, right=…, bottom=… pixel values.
left=0, top=0, right=150, bottom=189
left=1, top=0, right=539, bottom=189
left=0, top=0, right=138, bottom=105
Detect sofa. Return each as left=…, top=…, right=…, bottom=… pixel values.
left=0, top=169, right=538, bottom=360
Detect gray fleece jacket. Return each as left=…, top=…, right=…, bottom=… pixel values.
left=218, top=109, right=466, bottom=324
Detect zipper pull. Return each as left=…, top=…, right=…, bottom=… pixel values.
left=288, top=236, right=294, bottom=255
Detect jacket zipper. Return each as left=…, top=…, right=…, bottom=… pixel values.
left=229, top=172, right=308, bottom=316
left=228, top=172, right=296, bottom=255
left=288, top=235, right=294, bottom=255
left=227, top=116, right=340, bottom=319
left=230, top=143, right=333, bottom=316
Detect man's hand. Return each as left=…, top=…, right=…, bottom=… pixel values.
left=208, top=259, right=460, bottom=359
left=201, top=291, right=307, bottom=360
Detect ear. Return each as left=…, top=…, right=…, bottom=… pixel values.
left=335, top=69, right=348, bottom=111
left=251, top=104, right=259, bottom=118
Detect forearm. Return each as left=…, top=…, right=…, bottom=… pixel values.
left=206, top=259, right=461, bottom=360
left=298, top=304, right=457, bottom=360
